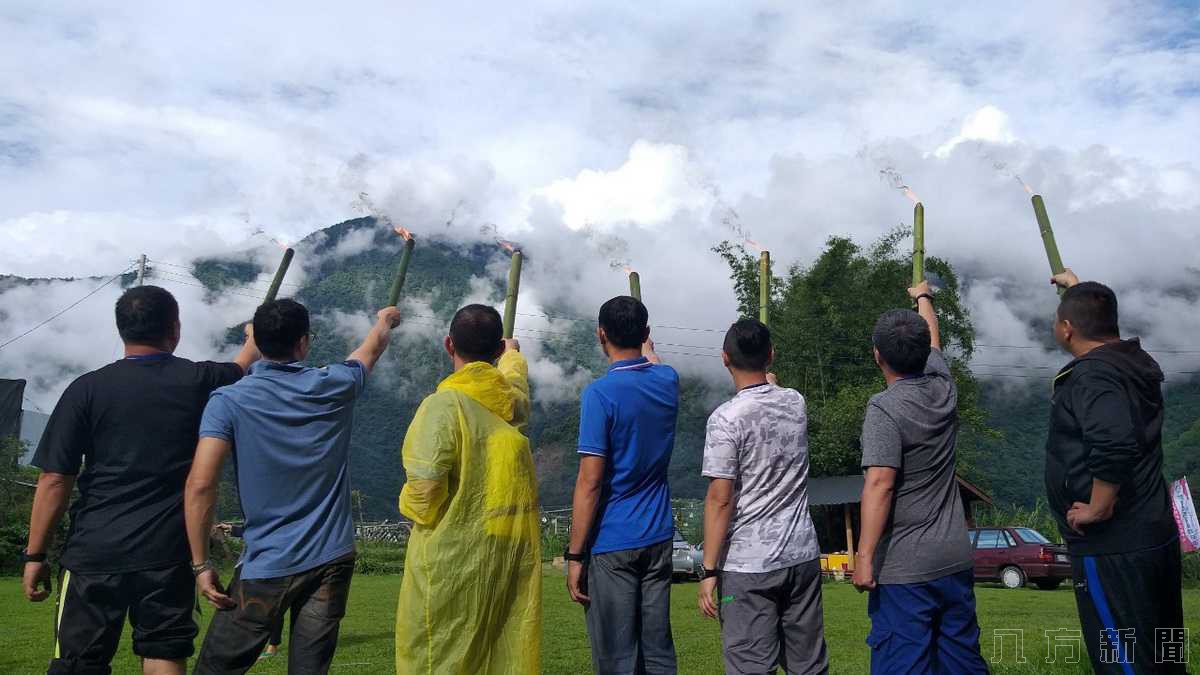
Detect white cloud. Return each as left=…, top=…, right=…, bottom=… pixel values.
left=535, top=141, right=708, bottom=230
left=934, top=105, right=1018, bottom=158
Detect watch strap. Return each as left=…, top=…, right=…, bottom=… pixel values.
left=563, top=549, right=587, bottom=563
left=21, top=550, right=47, bottom=564
left=191, top=559, right=215, bottom=576
left=914, top=292, right=935, bottom=304
left=701, top=567, right=720, bottom=580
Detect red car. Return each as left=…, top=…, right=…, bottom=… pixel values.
left=968, top=527, right=1071, bottom=590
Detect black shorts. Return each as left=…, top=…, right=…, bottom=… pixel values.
left=49, top=564, right=198, bottom=674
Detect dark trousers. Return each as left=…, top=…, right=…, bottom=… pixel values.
left=1072, top=540, right=1185, bottom=674
left=718, top=559, right=829, bottom=675
left=584, top=539, right=677, bottom=674
left=49, top=564, right=197, bottom=675
left=866, top=569, right=988, bottom=675
left=193, top=553, right=354, bottom=675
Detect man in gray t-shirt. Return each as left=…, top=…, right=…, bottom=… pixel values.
left=699, top=319, right=828, bottom=675
left=853, top=281, right=986, bottom=675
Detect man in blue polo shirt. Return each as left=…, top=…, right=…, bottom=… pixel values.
left=183, top=299, right=401, bottom=674
left=566, top=295, right=679, bottom=675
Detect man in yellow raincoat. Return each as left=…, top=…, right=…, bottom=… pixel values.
left=395, top=303, right=541, bottom=674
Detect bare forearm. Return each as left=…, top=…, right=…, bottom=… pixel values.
left=857, top=482, right=894, bottom=557
left=568, top=480, right=600, bottom=554
left=702, top=491, right=734, bottom=569
left=233, top=335, right=261, bottom=373
left=1088, top=478, right=1120, bottom=512
left=916, top=296, right=940, bottom=351
left=185, top=482, right=218, bottom=564
left=26, top=474, right=74, bottom=553
left=348, top=318, right=393, bottom=372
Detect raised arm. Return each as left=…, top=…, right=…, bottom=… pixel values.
left=232, top=323, right=262, bottom=373
left=498, top=339, right=530, bottom=432
left=907, top=280, right=940, bottom=351
left=347, top=307, right=403, bottom=373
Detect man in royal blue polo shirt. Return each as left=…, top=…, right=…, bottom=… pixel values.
left=183, top=298, right=401, bottom=674
left=566, top=295, right=679, bottom=675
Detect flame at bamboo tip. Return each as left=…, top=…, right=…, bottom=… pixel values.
left=744, top=238, right=765, bottom=253
left=497, top=240, right=521, bottom=255
left=394, top=226, right=415, bottom=242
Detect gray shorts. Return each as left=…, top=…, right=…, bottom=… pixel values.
left=584, top=539, right=677, bottom=675
left=718, top=558, right=829, bottom=675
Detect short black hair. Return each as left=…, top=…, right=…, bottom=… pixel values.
left=253, top=299, right=310, bottom=360
left=723, top=319, right=772, bottom=371
left=598, top=296, right=648, bottom=349
left=449, top=304, right=503, bottom=363
left=115, top=285, right=179, bottom=346
left=1058, top=281, right=1120, bottom=340
left=872, top=309, right=931, bottom=376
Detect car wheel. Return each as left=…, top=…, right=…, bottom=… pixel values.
left=1035, top=579, right=1062, bottom=591
left=1000, top=566, right=1025, bottom=589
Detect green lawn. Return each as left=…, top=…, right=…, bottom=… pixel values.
left=2, top=569, right=1197, bottom=673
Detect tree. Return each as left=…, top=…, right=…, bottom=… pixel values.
left=715, top=228, right=993, bottom=480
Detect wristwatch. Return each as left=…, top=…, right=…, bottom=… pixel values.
left=563, top=548, right=587, bottom=563
left=701, top=567, right=720, bottom=580
left=20, top=550, right=47, bottom=564
left=191, top=559, right=215, bottom=576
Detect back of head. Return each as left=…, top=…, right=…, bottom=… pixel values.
left=1058, top=281, right=1120, bottom=340
left=115, top=285, right=179, bottom=347
left=449, top=304, right=504, bottom=363
left=723, top=319, right=772, bottom=372
left=598, top=296, right=649, bottom=350
left=872, top=309, right=932, bottom=376
left=253, top=299, right=310, bottom=360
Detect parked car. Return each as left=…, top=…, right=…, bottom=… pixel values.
left=968, top=526, right=1071, bottom=590
left=671, top=530, right=703, bottom=580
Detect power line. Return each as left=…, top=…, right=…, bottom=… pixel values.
left=0, top=266, right=134, bottom=352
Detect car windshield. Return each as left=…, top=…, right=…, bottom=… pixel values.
left=1014, top=528, right=1051, bottom=544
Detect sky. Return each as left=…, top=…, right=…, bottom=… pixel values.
left=1, top=1, right=1199, bottom=406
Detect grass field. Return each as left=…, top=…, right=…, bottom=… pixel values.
left=2, top=568, right=1197, bottom=674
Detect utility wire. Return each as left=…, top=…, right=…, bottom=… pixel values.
left=0, top=266, right=134, bottom=352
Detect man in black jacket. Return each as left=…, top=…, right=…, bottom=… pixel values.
left=1047, top=270, right=1183, bottom=674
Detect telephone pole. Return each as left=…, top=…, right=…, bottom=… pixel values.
left=136, top=254, right=147, bottom=286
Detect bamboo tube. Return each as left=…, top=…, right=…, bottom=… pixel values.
left=263, top=248, right=294, bottom=304
left=628, top=271, right=642, bottom=301
left=386, top=237, right=416, bottom=306
left=912, top=203, right=925, bottom=286
left=1031, top=194, right=1067, bottom=296
left=758, top=250, right=770, bottom=326
left=502, top=250, right=523, bottom=339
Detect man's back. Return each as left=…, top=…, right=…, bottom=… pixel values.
left=703, top=383, right=819, bottom=572
left=34, top=353, right=241, bottom=573
left=1045, top=338, right=1176, bottom=554
left=199, top=359, right=365, bottom=578
left=578, top=356, right=679, bottom=554
left=860, top=348, right=971, bottom=584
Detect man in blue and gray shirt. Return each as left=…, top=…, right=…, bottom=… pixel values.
left=184, top=298, right=401, bottom=675
left=566, top=295, right=679, bottom=675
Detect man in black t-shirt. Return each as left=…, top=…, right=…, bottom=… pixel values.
left=22, top=285, right=259, bottom=675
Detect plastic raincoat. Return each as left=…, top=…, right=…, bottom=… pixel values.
left=395, top=350, right=541, bottom=675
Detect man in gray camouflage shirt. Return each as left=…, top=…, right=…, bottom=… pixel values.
left=698, top=319, right=828, bottom=675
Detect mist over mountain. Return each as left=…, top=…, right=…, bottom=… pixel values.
left=3, top=214, right=1198, bottom=516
